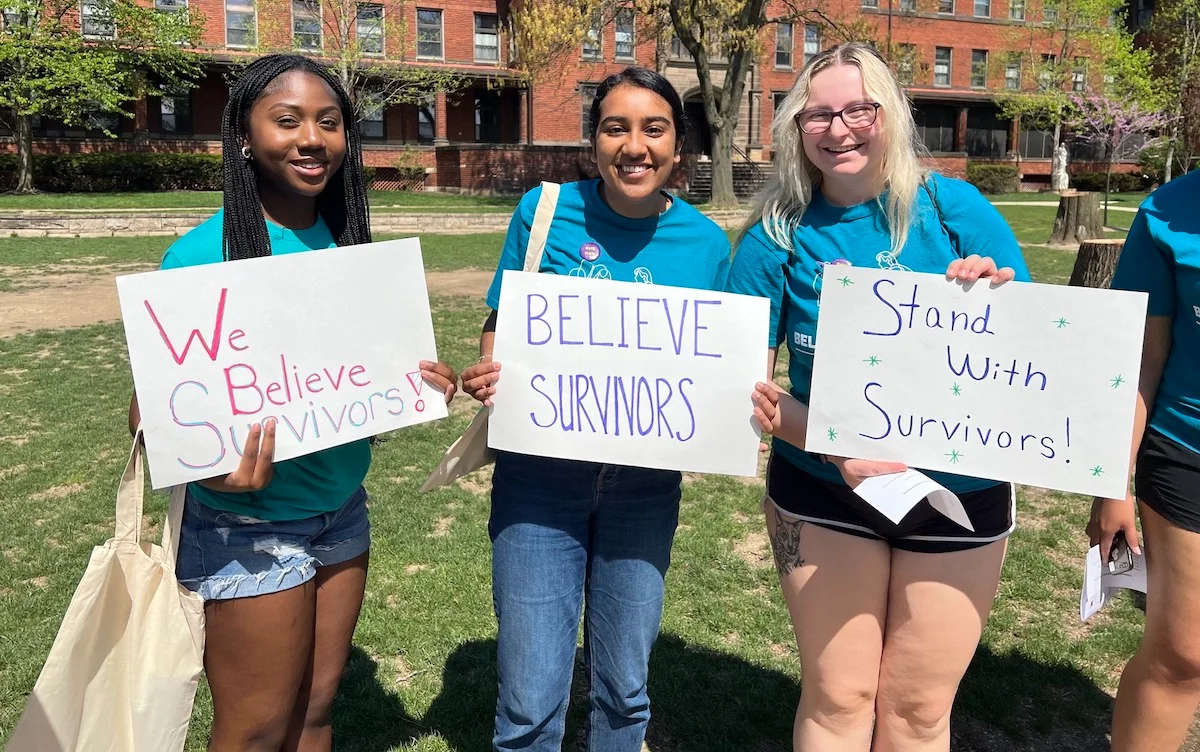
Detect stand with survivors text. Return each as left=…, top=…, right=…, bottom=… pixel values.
left=807, top=267, right=1147, bottom=498
left=488, top=271, right=768, bottom=477
left=117, top=239, right=448, bottom=489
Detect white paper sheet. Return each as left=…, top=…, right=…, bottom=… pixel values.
left=852, top=469, right=974, bottom=531
left=1080, top=544, right=1148, bottom=621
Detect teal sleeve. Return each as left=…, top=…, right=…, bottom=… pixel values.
left=485, top=186, right=541, bottom=310
left=1112, top=207, right=1174, bottom=316
left=160, top=249, right=183, bottom=270
left=728, top=227, right=788, bottom=347
left=934, top=176, right=1031, bottom=283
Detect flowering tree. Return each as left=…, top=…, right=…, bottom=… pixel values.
left=1067, top=89, right=1168, bottom=223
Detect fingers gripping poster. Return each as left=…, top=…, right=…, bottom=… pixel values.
left=117, top=239, right=448, bottom=489
left=807, top=268, right=1147, bottom=498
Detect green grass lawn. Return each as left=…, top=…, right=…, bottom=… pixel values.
left=0, top=191, right=519, bottom=213
left=0, top=217, right=1153, bottom=750
left=987, top=191, right=1149, bottom=205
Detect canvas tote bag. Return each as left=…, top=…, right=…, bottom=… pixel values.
left=420, top=181, right=561, bottom=493
left=9, top=429, right=205, bottom=751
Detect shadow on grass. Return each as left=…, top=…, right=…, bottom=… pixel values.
left=954, top=643, right=1114, bottom=751
left=344, top=636, right=1115, bottom=752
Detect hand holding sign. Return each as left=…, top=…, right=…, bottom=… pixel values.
left=196, top=418, right=278, bottom=492
left=462, top=356, right=501, bottom=407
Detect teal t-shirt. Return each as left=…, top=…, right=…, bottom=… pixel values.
left=727, top=174, right=1030, bottom=494
left=1111, top=170, right=1200, bottom=455
left=160, top=209, right=372, bottom=521
left=485, top=179, right=731, bottom=307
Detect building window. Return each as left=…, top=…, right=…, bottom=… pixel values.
left=974, top=0, right=990, bottom=16
left=155, top=0, right=186, bottom=12
left=292, top=0, right=320, bottom=50
left=356, top=4, right=383, bottom=55
left=934, top=47, right=952, bottom=86
left=775, top=22, right=793, bottom=68
left=915, top=104, right=956, bottom=152
left=803, top=24, right=820, bottom=66
left=1009, top=0, right=1025, bottom=18
left=862, top=0, right=879, bottom=8
left=1039, top=53, right=1055, bottom=89
left=417, top=98, right=434, bottom=143
left=1, top=7, right=21, bottom=30
left=971, top=50, right=988, bottom=87
left=582, top=12, right=601, bottom=59
left=670, top=34, right=685, bottom=59
left=475, top=90, right=499, bottom=142
left=900, top=0, right=916, bottom=11
left=1043, top=3, right=1057, bottom=22
left=615, top=8, right=634, bottom=59
left=939, top=0, right=954, bottom=12
left=1005, top=63, right=1020, bottom=89
left=416, top=8, right=442, bottom=58
left=360, top=104, right=384, bottom=139
left=581, top=83, right=598, bottom=140
left=773, top=91, right=788, bottom=114
left=896, top=43, right=916, bottom=84
left=226, top=0, right=255, bottom=47
left=1072, top=60, right=1086, bottom=91
left=81, top=0, right=115, bottom=39
left=967, top=107, right=1010, bottom=157
left=85, top=111, right=122, bottom=134
left=474, top=13, right=499, bottom=62
left=160, top=96, right=191, bottom=134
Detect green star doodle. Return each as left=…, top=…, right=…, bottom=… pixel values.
left=838, top=276, right=854, bottom=287
left=864, top=355, right=882, bottom=367
left=827, top=427, right=838, bottom=441
left=1054, top=317, right=1070, bottom=329
left=946, top=449, right=963, bottom=464
left=1111, top=375, right=1125, bottom=388
left=1091, top=465, right=1105, bottom=477
left=951, top=383, right=962, bottom=397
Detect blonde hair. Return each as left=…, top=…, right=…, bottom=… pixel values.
left=740, top=42, right=929, bottom=256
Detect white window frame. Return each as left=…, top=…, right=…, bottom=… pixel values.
left=291, top=0, right=321, bottom=51
left=974, top=0, right=990, bottom=17
left=614, top=7, right=634, bottom=60
left=225, top=0, right=256, bottom=48
left=775, top=22, right=793, bottom=69
left=1005, top=63, right=1020, bottom=89
left=415, top=8, right=443, bottom=60
left=934, top=46, right=952, bottom=86
left=582, top=12, right=601, bottom=59
left=861, top=0, right=879, bottom=8
left=938, top=0, right=954, bottom=13
left=356, top=3, right=384, bottom=56
left=155, top=0, right=187, bottom=12
left=1009, top=0, right=1025, bottom=19
left=803, top=23, right=820, bottom=66
left=474, top=12, right=499, bottom=62
left=81, top=0, right=115, bottom=40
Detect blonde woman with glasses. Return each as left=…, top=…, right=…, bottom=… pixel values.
left=728, top=43, right=1030, bottom=750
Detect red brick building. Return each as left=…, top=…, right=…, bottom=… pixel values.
left=1, top=0, right=1132, bottom=193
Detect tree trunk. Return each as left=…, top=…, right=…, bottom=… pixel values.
left=13, top=114, right=35, bottom=194
left=1069, top=239, right=1125, bottom=289
left=1048, top=191, right=1102, bottom=246
left=709, top=125, right=737, bottom=209
left=1165, top=119, right=1179, bottom=184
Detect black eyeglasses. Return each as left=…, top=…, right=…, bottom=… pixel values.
left=794, top=102, right=882, bottom=134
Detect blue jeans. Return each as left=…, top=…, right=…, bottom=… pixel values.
left=489, top=451, right=682, bottom=752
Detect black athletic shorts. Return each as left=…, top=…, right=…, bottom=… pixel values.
left=1135, top=428, right=1200, bottom=534
left=765, top=453, right=1016, bottom=554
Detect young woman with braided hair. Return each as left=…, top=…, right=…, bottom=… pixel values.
left=127, top=54, right=458, bottom=751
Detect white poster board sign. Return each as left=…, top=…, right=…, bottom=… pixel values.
left=118, top=238, right=448, bottom=489
left=489, top=271, right=768, bottom=476
left=807, top=267, right=1147, bottom=498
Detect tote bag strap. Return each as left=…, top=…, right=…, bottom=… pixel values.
left=115, top=427, right=146, bottom=544
left=523, top=182, right=560, bottom=273
left=161, top=485, right=187, bottom=574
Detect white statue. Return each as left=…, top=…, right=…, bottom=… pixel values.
left=1050, top=142, right=1069, bottom=192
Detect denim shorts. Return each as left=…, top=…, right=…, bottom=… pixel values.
left=175, top=486, right=371, bottom=601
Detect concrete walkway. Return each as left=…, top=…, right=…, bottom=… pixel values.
left=991, top=200, right=1138, bottom=212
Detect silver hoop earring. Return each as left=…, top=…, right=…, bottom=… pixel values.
left=240, top=146, right=252, bottom=160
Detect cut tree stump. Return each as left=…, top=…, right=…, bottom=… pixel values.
left=1069, top=238, right=1125, bottom=289
left=1048, top=191, right=1102, bottom=246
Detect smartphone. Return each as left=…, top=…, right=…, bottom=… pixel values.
left=1108, top=531, right=1135, bottom=575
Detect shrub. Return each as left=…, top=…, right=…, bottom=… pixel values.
left=362, top=165, right=378, bottom=187
left=966, top=163, right=1019, bottom=194
left=1137, top=140, right=1192, bottom=186
left=0, top=152, right=222, bottom=192
left=1070, top=171, right=1147, bottom=193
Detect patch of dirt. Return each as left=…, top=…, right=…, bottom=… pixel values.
left=3, top=548, right=24, bottom=563
left=0, top=463, right=28, bottom=481
left=0, top=266, right=492, bottom=337
left=404, top=564, right=430, bottom=574
left=731, top=511, right=750, bottom=524
left=721, top=631, right=742, bottom=646
left=29, top=483, right=86, bottom=501
left=0, top=434, right=32, bottom=446
left=391, top=655, right=424, bottom=687
left=428, top=516, right=455, bottom=538
left=734, top=531, right=773, bottom=570
left=0, top=588, right=13, bottom=597
left=455, top=464, right=494, bottom=495
left=22, top=576, right=49, bottom=590
left=768, top=642, right=793, bottom=658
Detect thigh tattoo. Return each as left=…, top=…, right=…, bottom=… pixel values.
left=770, top=507, right=806, bottom=578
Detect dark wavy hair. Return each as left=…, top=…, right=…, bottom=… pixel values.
left=588, top=66, right=687, bottom=149
left=221, top=54, right=372, bottom=261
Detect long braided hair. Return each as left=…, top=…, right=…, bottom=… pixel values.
left=221, top=54, right=372, bottom=261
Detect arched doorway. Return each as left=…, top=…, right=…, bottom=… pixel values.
left=682, top=96, right=712, bottom=156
